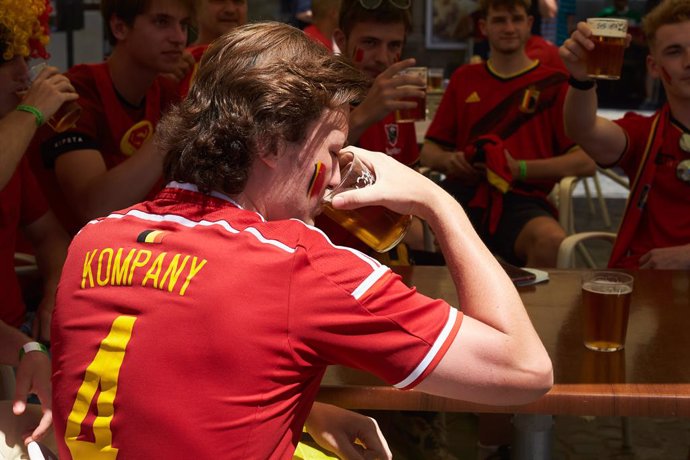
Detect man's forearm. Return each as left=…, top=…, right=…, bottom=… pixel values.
left=0, top=111, right=40, bottom=189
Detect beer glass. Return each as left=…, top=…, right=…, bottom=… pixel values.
left=427, top=68, right=444, bottom=92
left=28, top=62, right=81, bottom=133
left=581, top=271, right=634, bottom=352
left=322, top=151, right=412, bottom=253
left=394, top=66, right=427, bottom=123
left=585, top=18, right=628, bottom=80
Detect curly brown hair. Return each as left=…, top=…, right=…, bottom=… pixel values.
left=159, top=21, right=368, bottom=195
left=643, top=0, right=690, bottom=49
left=478, top=0, right=532, bottom=18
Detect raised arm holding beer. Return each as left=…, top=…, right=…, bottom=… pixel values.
left=559, top=0, right=690, bottom=269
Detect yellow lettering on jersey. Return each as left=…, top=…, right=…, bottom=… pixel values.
left=80, top=248, right=206, bottom=296
left=141, top=252, right=167, bottom=288
left=111, top=248, right=136, bottom=286
left=161, top=254, right=189, bottom=293
left=96, top=248, right=114, bottom=287
left=65, top=315, right=136, bottom=460
left=179, top=257, right=207, bottom=296
left=81, top=250, right=98, bottom=289
left=127, top=249, right=152, bottom=285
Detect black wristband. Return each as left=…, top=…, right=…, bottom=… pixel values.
left=568, top=76, right=596, bottom=90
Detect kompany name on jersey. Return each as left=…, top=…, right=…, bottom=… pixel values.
left=80, top=247, right=207, bottom=296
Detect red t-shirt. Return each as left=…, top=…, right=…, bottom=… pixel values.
left=27, top=62, right=181, bottom=235
left=51, top=183, right=462, bottom=459
left=303, top=25, right=332, bottom=51
left=612, top=111, right=690, bottom=268
left=359, top=113, right=420, bottom=166
left=525, top=35, right=568, bottom=73
left=0, top=158, right=49, bottom=326
left=426, top=61, right=576, bottom=198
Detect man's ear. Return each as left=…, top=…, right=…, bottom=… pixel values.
left=646, top=53, right=660, bottom=80
left=333, top=29, right=347, bottom=54
left=110, top=15, right=129, bottom=42
left=478, top=18, right=487, bottom=38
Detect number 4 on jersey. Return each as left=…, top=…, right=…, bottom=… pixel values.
left=65, top=315, right=136, bottom=459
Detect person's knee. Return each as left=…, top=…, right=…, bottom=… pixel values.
left=516, top=219, right=566, bottom=267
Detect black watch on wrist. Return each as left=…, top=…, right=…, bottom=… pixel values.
left=568, top=76, right=596, bottom=90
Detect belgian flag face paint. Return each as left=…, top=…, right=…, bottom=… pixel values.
left=307, top=162, right=326, bottom=198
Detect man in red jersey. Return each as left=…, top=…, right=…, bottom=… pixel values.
left=0, top=34, right=71, bottom=342
left=333, top=0, right=423, bottom=166
left=27, top=0, right=193, bottom=235
left=178, top=0, right=247, bottom=96
left=51, top=22, right=551, bottom=459
left=421, top=0, right=595, bottom=268
left=561, top=0, right=690, bottom=269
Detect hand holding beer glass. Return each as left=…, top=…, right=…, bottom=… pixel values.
left=21, top=62, right=81, bottom=132
left=322, top=151, right=412, bottom=253
left=581, top=271, right=634, bottom=352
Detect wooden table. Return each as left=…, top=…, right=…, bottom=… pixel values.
left=318, top=267, right=690, bottom=418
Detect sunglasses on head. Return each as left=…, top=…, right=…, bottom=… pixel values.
left=358, top=0, right=411, bottom=10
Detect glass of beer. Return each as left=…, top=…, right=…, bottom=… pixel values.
left=27, top=62, right=82, bottom=133
left=581, top=271, right=634, bottom=352
left=321, top=151, right=412, bottom=253
left=585, top=18, right=628, bottom=80
left=427, top=68, right=444, bottom=92
left=394, top=66, right=427, bottom=123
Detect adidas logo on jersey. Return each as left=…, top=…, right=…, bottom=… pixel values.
left=465, top=92, right=480, bottom=103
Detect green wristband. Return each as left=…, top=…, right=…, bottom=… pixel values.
left=518, top=160, right=527, bottom=180
left=19, top=342, right=48, bottom=360
left=16, top=104, right=45, bottom=127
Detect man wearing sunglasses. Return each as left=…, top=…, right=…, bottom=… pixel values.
left=420, top=0, right=595, bottom=268
left=561, top=0, right=690, bottom=270
left=333, top=0, right=423, bottom=167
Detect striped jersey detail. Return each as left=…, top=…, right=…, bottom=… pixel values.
left=394, top=307, right=461, bottom=389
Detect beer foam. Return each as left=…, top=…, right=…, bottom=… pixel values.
left=583, top=281, right=632, bottom=295
left=587, top=18, right=628, bottom=38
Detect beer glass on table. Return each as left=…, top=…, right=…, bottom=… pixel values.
left=581, top=271, right=634, bottom=352
left=394, top=67, right=427, bottom=123
left=322, top=151, right=412, bottom=253
left=585, top=18, right=628, bottom=80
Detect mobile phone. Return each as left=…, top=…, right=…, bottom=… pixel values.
left=499, top=261, right=537, bottom=286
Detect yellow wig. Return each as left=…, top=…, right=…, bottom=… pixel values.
left=0, top=0, right=51, bottom=61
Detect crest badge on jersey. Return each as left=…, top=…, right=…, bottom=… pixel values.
left=385, top=123, right=399, bottom=146
left=519, top=86, right=541, bottom=114
left=120, top=120, right=154, bottom=156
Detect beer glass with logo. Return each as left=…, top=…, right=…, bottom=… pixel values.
left=27, top=62, right=81, bottom=132
left=585, top=18, right=628, bottom=80
left=581, top=271, right=634, bottom=352
left=321, top=151, right=412, bottom=253
left=394, top=67, right=427, bottom=123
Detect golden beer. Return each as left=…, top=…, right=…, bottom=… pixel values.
left=323, top=203, right=412, bottom=253
left=395, top=96, right=427, bottom=123
left=581, top=274, right=633, bottom=352
left=395, top=66, right=427, bottom=123
left=586, top=18, right=628, bottom=80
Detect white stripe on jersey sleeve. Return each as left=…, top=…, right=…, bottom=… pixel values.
left=351, top=265, right=390, bottom=300
left=393, top=306, right=460, bottom=389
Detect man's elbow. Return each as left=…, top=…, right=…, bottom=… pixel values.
left=514, top=353, right=554, bottom=404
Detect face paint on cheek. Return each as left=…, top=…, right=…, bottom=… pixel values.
left=353, top=47, right=364, bottom=63
left=660, top=66, right=673, bottom=85
left=394, top=52, right=401, bottom=63
left=306, top=161, right=326, bottom=198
